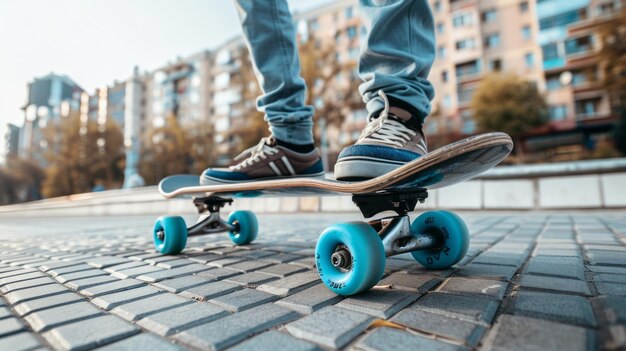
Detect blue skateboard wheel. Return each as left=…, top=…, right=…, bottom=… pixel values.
left=227, top=210, right=258, bottom=245
left=153, top=216, right=188, bottom=254
left=315, top=222, right=385, bottom=296
left=410, top=210, right=469, bottom=269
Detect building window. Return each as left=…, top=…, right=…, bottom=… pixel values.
left=456, top=38, right=476, bottom=50
left=309, top=19, right=319, bottom=31
left=597, top=2, right=616, bottom=16
left=443, top=94, right=452, bottom=108
left=522, top=25, right=531, bottom=40
left=519, top=1, right=529, bottom=12
left=575, top=98, right=601, bottom=118
left=549, top=105, right=568, bottom=121
left=438, top=46, right=447, bottom=59
left=441, top=70, right=448, bottom=83
left=482, top=9, right=497, bottom=23
left=437, top=22, right=444, bottom=33
left=525, top=53, right=535, bottom=68
left=484, top=33, right=500, bottom=48
left=546, top=75, right=562, bottom=90
left=452, top=13, right=473, bottom=27
left=456, top=60, right=481, bottom=77
left=434, top=1, right=441, bottom=12
left=565, top=36, right=593, bottom=56
left=347, top=26, right=357, bottom=39
left=489, top=59, right=502, bottom=72
left=345, top=6, right=354, bottom=19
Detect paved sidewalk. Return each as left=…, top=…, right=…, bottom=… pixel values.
left=0, top=212, right=624, bottom=350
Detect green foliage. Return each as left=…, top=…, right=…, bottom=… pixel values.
left=41, top=112, right=125, bottom=198
left=597, top=7, right=626, bottom=110
left=471, top=73, right=549, bottom=138
left=0, top=158, right=45, bottom=205
left=139, top=115, right=192, bottom=185
left=614, top=108, right=626, bottom=155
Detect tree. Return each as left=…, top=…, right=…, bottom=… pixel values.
left=139, top=115, right=191, bottom=185
left=596, top=7, right=626, bottom=110
left=471, top=73, right=548, bottom=161
left=614, top=108, right=626, bottom=155
left=41, top=112, right=125, bottom=197
left=0, top=158, right=44, bottom=205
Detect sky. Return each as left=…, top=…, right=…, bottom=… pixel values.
left=0, top=0, right=329, bottom=154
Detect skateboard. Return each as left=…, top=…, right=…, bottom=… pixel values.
left=154, top=132, right=512, bottom=295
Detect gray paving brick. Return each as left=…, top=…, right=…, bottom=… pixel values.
left=173, top=303, right=298, bottom=350
left=207, top=256, right=247, bottom=268
left=263, top=253, right=302, bottom=264
left=525, top=260, right=585, bottom=280
left=5, top=283, right=69, bottom=305
left=378, top=272, right=441, bottom=292
left=91, top=286, right=163, bottom=310
left=531, top=255, right=584, bottom=266
left=179, top=281, right=242, bottom=301
left=136, top=302, right=229, bottom=336
left=228, top=330, right=322, bottom=351
left=472, top=252, right=527, bottom=267
left=64, top=275, right=119, bottom=290
left=276, top=283, right=343, bottom=315
left=103, top=261, right=146, bottom=273
left=518, top=274, right=592, bottom=296
left=456, top=263, right=518, bottom=282
left=208, top=288, right=277, bottom=312
left=55, top=269, right=108, bottom=283
left=24, top=301, right=103, bottom=332
left=439, top=277, right=507, bottom=301
left=152, top=275, right=214, bottom=293
left=143, top=255, right=180, bottom=265
left=483, top=314, right=595, bottom=351
left=512, top=291, right=596, bottom=327
left=111, top=293, right=193, bottom=321
left=225, top=260, right=274, bottom=273
left=0, top=270, right=46, bottom=285
left=0, top=276, right=56, bottom=293
left=392, top=308, right=485, bottom=346
left=595, top=281, right=626, bottom=295
left=13, top=292, right=84, bottom=316
left=356, top=327, right=465, bottom=351
left=413, top=292, right=500, bottom=324
left=594, top=273, right=626, bottom=284
left=155, top=258, right=195, bottom=269
left=225, top=272, right=279, bottom=288
left=0, top=307, right=11, bottom=319
left=79, top=278, right=145, bottom=298
left=196, top=267, right=241, bottom=280
left=86, top=256, right=130, bottom=269
left=95, top=333, right=185, bottom=351
left=186, top=253, right=224, bottom=264
left=285, top=306, right=372, bottom=349
left=42, top=315, right=139, bottom=351
left=48, top=264, right=94, bottom=277
left=257, top=272, right=319, bottom=296
left=136, top=264, right=212, bottom=283
left=0, top=332, right=43, bottom=351
left=257, top=264, right=308, bottom=277
left=110, top=265, right=163, bottom=279
left=336, top=289, right=420, bottom=319
left=598, top=295, right=626, bottom=324
left=0, top=317, right=26, bottom=337
left=289, top=257, right=316, bottom=269
left=128, top=252, right=162, bottom=261
left=587, top=251, right=626, bottom=266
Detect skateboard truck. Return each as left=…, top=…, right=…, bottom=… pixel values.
left=352, top=189, right=428, bottom=218
left=187, top=196, right=237, bottom=236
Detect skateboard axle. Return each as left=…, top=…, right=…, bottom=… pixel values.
left=376, top=215, right=441, bottom=257
left=331, top=248, right=352, bottom=269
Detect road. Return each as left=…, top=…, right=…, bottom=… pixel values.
left=0, top=212, right=625, bottom=350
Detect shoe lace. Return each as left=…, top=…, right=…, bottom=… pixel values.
left=358, top=90, right=417, bottom=148
left=230, top=137, right=278, bottom=170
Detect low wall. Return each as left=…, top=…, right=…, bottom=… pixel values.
left=1, top=159, right=625, bottom=217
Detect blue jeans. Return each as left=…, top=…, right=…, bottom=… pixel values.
left=234, top=0, right=435, bottom=145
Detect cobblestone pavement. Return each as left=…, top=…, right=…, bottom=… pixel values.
left=0, top=212, right=625, bottom=351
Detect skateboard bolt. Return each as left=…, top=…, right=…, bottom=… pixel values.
left=157, top=230, right=165, bottom=240
left=331, top=249, right=352, bottom=269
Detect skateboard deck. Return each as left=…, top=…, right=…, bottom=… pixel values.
left=159, top=132, right=513, bottom=199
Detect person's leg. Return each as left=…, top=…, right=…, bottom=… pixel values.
left=201, top=0, right=323, bottom=184
left=334, top=0, right=435, bottom=180
left=358, top=0, right=435, bottom=122
left=234, top=0, right=314, bottom=146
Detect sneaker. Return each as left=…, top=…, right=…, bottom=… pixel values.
left=334, top=90, right=427, bottom=180
left=201, top=137, right=324, bottom=184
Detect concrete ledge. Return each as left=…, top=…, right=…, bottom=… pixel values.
left=2, top=160, right=626, bottom=216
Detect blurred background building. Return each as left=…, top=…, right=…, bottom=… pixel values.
left=5, top=0, right=624, bottom=194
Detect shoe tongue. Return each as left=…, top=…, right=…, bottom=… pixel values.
left=388, top=106, right=413, bottom=122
